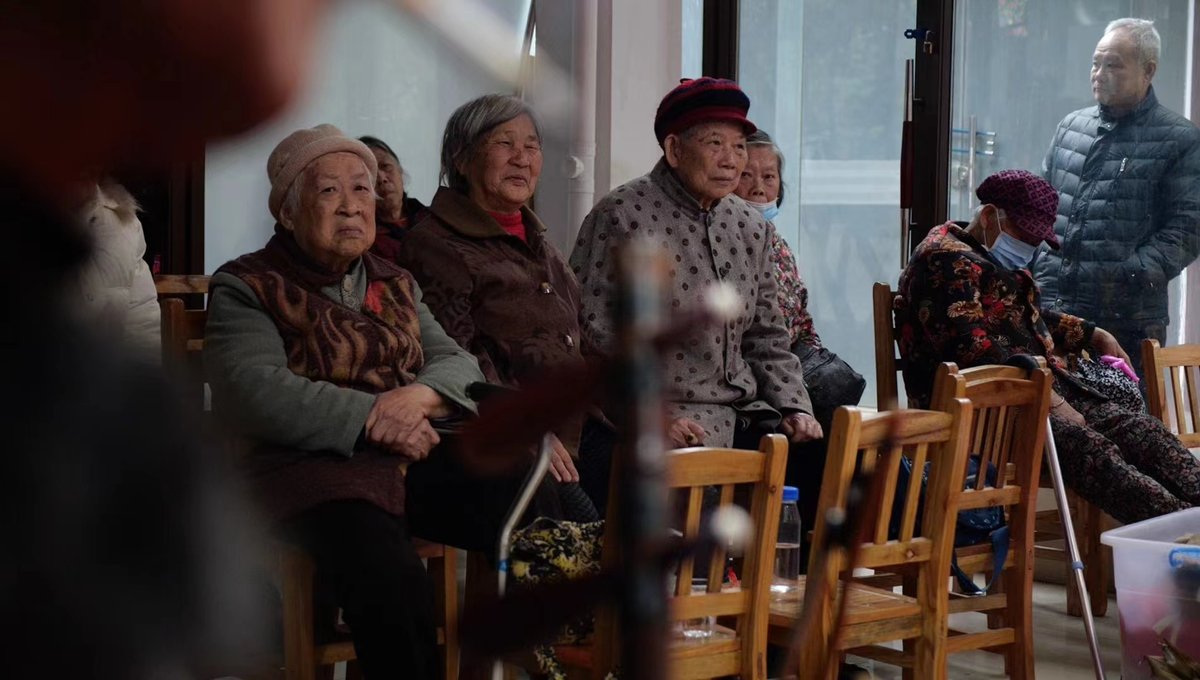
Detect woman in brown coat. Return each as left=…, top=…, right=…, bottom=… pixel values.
left=395, top=94, right=606, bottom=518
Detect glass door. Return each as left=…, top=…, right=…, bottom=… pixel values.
left=738, top=0, right=918, bottom=407
left=947, top=0, right=1191, bottom=221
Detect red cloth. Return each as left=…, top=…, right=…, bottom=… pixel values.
left=488, top=210, right=526, bottom=242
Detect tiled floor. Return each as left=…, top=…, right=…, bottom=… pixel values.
left=849, top=581, right=1123, bottom=679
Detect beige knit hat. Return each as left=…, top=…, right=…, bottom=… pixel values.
left=266, top=124, right=378, bottom=221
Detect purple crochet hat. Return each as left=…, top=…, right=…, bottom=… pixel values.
left=975, top=169, right=1061, bottom=250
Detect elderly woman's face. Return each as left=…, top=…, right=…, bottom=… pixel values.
left=464, top=114, right=542, bottom=213
left=736, top=146, right=781, bottom=205
left=282, top=152, right=376, bottom=272
left=664, top=121, right=748, bottom=209
left=370, top=147, right=406, bottom=222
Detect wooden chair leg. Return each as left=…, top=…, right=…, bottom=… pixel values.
left=433, top=548, right=461, bottom=679
left=1087, top=504, right=1110, bottom=617
left=460, top=551, right=497, bottom=680
left=281, top=547, right=319, bottom=680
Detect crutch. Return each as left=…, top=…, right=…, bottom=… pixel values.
left=1043, top=417, right=1106, bottom=679
left=492, top=433, right=553, bottom=680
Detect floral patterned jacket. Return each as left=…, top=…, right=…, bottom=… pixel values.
left=896, top=223, right=1096, bottom=407
left=768, top=230, right=821, bottom=349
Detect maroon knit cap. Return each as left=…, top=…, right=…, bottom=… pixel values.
left=654, top=77, right=757, bottom=146
left=975, top=169, right=1061, bottom=250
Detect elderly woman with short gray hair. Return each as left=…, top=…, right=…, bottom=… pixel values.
left=205, top=124, right=536, bottom=678
left=394, top=94, right=607, bottom=518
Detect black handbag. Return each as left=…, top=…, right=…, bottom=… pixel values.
left=1070, top=355, right=1145, bottom=413
left=794, top=343, right=867, bottom=426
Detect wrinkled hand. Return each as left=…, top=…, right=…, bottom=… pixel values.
left=780, top=412, right=823, bottom=443
left=1051, top=394, right=1086, bottom=427
left=365, top=384, right=447, bottom=461
left=667, top=417, right=707, bottom=448
left=1092, top=327, right=1132, bottom=366
left=547, top=433, right=580, bottom=483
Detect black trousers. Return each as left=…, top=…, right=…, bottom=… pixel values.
left=733, top=420, right=829, bottom=571
left=280, top=501, right=438, bottom=680
left=279, top=443, right=565, bottom=679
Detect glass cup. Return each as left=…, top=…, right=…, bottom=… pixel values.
left=680, top=577, right=715, bottom=639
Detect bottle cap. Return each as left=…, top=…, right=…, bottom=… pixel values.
left=782, top=486, right=799, bottom=502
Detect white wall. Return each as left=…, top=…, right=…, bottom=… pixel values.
left=204, top=0, right=694, bottom=270
left=595, top=1, right=691, bottom=195
left=204, top=1, right=525, bottom=271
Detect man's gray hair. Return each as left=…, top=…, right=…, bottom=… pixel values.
left=746, top=129, right=787, bottom=207
left=440, top=94, right=542, bottom=193
left=1105, top=17, right=1161, bottom=66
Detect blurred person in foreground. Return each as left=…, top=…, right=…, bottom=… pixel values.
left=360, top=134, right=429, bottom=260
left=394, top=94, right=604, bottom=519
left=897, top=169, right=1200, bottom=524
left=1034, top=18, right=1200, bottom=380
left=0, top=0, right=337, bottom=677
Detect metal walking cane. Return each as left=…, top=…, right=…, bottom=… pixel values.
left=1043, top=416, right=1106, bottom=679
left=491, top=433, right=554, bottom=680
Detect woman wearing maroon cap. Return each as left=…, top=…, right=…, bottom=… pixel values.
left=896, top=169, right=1200, bottom=523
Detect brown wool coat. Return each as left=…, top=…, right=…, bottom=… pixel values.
left=396, top=187, right=593, bottom=451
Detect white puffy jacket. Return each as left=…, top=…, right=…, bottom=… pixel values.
left=76, top=182, right=161, bottom=361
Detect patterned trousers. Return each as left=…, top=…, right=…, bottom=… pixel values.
left=1053, top=388, right=1200, bottom=524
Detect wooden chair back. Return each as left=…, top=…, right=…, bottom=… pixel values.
left=155, top=275, right=211, bottom=410
left=929, top=361, right=1052, bottom=678
left=1143, top=339, right=1200, bottom=448
left=803, top=402, right=972, bottom=678
left=587, top=434, right=788, bottom=680
left=873, top=282, right=904, bottom=408
left=670, top=434, right=788, bottom=680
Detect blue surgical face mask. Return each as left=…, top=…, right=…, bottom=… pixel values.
left=990, top=231, right=1038, bottom=270
left=747, top=199, right=780, bottom=222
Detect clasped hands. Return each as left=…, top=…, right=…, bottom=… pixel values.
left=365, top=383, right=451, bottom=461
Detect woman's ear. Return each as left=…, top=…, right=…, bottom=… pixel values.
left=279, top=206, right=296, bottom=231
left=663, top=135, right=683, bottom=168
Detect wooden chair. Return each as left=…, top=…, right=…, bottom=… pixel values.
left=876, top=280, right=1108, bottom=617
left=531, top=433, right=788, bottom=679
left=927, top=362, right=1053, bottom=678
left=153, top=275, right=460, bottom=680
left=782, top=402, right=973, bottom=680
left=872, top=281, right=904, bottom=408
left=1143, top=339, right=1200, bottom=449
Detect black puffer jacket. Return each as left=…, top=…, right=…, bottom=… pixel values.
left=1033, top=87, right=1200, bottom=322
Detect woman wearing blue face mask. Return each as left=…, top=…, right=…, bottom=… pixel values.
left=736, top=131, right=821, bottom=351
left=896, top=169, right=1200, bottom=523
left=735, top=131, right=866, bottom=535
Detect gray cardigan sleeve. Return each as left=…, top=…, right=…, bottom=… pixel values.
left=204, top=273, right=481, bottom=457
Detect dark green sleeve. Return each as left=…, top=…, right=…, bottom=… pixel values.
left=204, top=272, right=375, bottom=456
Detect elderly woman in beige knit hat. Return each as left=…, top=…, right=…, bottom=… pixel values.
left=205, top=124, right=539, bottom=678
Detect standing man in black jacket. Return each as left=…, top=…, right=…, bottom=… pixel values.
left=1035, top=17, right=1200, bottom=379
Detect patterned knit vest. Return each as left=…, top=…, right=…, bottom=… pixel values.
left=217, top=233, right=426, bottom=521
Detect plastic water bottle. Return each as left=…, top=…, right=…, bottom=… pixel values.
left=772, top=486, right=802, bottom=597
